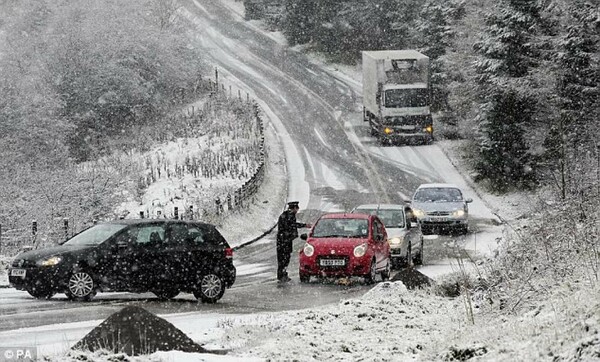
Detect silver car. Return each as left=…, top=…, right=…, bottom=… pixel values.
left=410, top=183, right=473, bottom=235
left=352, top=204, right=424, bottom=268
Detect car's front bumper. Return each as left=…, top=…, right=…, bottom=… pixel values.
left=390, top=245, right=406, bottom=257
left=419, top=218, right=467, bottom=227
left=8, top=266, right=67, bottom=292
left=381, top=132, right=433, bottom=143
left=300, top=255, right=371, bottom=277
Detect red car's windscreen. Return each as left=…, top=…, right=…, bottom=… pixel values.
left=312, top=218, right=369, bottom=238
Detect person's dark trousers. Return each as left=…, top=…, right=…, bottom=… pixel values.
left=277, top=245, right=291, bottom=280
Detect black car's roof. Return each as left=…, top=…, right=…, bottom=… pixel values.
left=99, top=219, right=216, bottom=227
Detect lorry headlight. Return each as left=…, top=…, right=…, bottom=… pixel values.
left=303, top=244, right=314, bottom=257
left=37, top=256, right=62, bottom=267
left=384, top=127, right=394, bottom=134
left=353, top=243, right=368, bottom=257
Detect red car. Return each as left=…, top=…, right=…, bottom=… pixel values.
left=298, top=213, right=391, bottom=283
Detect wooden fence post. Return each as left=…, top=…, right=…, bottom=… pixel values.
left=63, top=218, right=69, bottom=241
left=215, top=67, right=219, bottom=90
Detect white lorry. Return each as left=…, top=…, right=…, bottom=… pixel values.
left=362, top=50, right=433, bottom=145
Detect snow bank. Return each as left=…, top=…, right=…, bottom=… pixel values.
left=221, top=282, right=462, bottom=361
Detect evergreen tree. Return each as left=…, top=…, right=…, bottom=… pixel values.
left=310, top=0, right=343, bottom=55
left=475, top=89, right=536, bottom=191
left=472, top=0, right=543, bottom=190
left=417, top=0, right=465, bottom=112
left=282, top=0, right=316, bottom=45
left=473, top=0, right=542, bottom=81
left=543, top=0, right=599, bottom=198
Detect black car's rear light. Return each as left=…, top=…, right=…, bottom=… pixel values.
left=225, top=247, right=233, bottom=259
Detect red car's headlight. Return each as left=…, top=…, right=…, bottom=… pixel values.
left=353, top=243, right=367, bottom=257
left=303, top=243, right=314, bottom=257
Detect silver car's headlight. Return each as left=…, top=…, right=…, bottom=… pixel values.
left=453, top=209, right=466, bottom=217
left=389, top=237, right=403, bottom=246
left=303, top=244, right=314, bottom=257
left=353, top=243, right=368, bottom=257
left=37, top=256, right=62, bottom=267
left=412, top=209, right=425, bottom=218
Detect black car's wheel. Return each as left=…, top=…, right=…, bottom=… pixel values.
left=299, top=274, right=310, bottom=283
left=27, top=287, right=55, bottom=299
left=153, top=289, right=180, bottom=300
left=364, top=259, right=377, bottom=284
left=194, top=273, right=225, bottom=304
left=66, top=270, right=96, bottom=301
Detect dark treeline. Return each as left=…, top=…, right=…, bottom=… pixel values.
left=0, top=0, right=209, bottom=239
left=256, top=0, right=599, bottom=203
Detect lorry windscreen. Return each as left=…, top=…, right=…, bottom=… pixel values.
left=384, top=89, right=429, bottom=108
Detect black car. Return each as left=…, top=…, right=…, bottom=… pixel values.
left=8, top=219, right=236, bottom=303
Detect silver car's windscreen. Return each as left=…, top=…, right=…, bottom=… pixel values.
left=413, top=188, right=463, bottom=202
left=356, top=209, right=405, bottom=228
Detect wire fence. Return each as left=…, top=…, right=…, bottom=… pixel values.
left=0, top=68, right=269, bottom=255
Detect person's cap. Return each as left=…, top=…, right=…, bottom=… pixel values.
left=287, top=201, right=300, bottom=209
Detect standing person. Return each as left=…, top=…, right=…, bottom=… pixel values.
left=276, top=201, right=311, bottom=282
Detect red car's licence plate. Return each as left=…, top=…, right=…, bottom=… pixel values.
left=320, top=259, right=346, bottom=266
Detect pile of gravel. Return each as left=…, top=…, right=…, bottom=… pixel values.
left=391, top=267, right=433, bottom=289
left=72, top=306, right=210, bottom=356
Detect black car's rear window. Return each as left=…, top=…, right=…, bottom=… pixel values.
left=198, top=224, right=229, bottom=247
left=168, top=222, right=229, bottom=247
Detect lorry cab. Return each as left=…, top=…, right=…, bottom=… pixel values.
left=362, top=50, right=434, bottom=145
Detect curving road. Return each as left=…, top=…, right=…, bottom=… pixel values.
left=0, top=0, right=501, bottom=333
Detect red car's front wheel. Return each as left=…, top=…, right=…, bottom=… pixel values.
left=364, top=259, right=377, bottom=284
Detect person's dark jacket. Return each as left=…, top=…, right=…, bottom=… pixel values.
left=276, top=210, right=306, bottom=252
